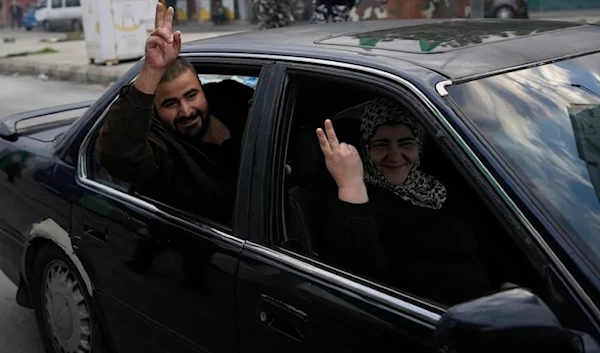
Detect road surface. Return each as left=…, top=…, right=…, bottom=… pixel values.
left=0, top=74, right=106, bottom=353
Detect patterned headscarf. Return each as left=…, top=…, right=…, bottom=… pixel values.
left=359, top=98, right=447, bottom=210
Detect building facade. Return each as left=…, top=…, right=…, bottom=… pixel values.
left=0, top=0, right=37, bottom=28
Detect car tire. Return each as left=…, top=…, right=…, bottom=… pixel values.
left=42, top=20, right=52, bottom=31
left=72, top=19, right=82, bottom=32
left=30, top=245, right=97, bottom=353
left=494, top=6, right=516, bottom=19
left=25, top=26, right=32, bottom=31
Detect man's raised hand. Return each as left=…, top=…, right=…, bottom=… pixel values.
left=145, top=3, right=182, bottom=72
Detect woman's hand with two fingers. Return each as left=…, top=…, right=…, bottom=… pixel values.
left=316, top=120, right=368, bottom=203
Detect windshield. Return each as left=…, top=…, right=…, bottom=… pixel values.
left=447, top=52, right=600, bottom=269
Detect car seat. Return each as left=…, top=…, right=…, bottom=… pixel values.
left=284, top=117, right=362, bottom=258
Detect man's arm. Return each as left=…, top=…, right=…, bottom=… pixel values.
left=95, top=80, right=162, bottom=185
left=96, top=2, right=181, bottom=184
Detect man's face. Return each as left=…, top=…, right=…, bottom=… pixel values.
left=155, top=70, right=210, bottom=138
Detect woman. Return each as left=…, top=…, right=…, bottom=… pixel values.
left=316, top=98, right=516, bottom=307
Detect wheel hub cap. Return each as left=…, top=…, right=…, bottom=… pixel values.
left=43, top=261, right=92, bottom=353
left=497, top=8, right=512, bottom=18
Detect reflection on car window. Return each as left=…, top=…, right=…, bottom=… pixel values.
left=569, top=104, right=600, bottom=202
left=447, top=52, right=600, bottom=266
left=316, top=21, right=581, bottom=53
left=198, top=74, right=258, bottom=89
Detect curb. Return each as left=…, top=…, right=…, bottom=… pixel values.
left=0, top=59, right=123, bottom=85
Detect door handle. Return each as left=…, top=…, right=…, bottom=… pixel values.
left=257, top=296, right=308, bottom=342
left=83, top=217, right=108, bottom=242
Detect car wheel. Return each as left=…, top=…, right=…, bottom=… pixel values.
left=31, top=245, right=96, bottom=353
left=42, top=20, right=52, bottom=31
left=25, top=26, right=32, bottom=31
left=72, top=19, right=82, bottom=32
left=495, top=6, right=516, bottom=19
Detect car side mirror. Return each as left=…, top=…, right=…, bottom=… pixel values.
left=434, top=288, right=600, bottom=353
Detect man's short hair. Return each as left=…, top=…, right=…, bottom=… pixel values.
left=160, top=57, right=199, bottom=84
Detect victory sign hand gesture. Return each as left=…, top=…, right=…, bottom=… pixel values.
left=316, top=120, right=366, bottom=191
left=145, top=3, right=182, bottom=71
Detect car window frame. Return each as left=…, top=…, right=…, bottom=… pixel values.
left=76, top=57, right=275, bottom=243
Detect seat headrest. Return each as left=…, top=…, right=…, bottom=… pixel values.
left=291, top=117, right=362, bottom=186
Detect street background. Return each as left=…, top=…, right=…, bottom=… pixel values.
left=1, top=0, right=600, bottom=351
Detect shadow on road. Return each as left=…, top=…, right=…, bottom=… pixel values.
left=0, top=270, right=44, bottom=353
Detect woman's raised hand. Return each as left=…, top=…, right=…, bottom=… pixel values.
left=316, top=119, right=365, bottom=191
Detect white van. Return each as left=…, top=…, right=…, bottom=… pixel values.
left=35, top=0, right=83, bottom=31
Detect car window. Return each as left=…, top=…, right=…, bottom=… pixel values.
left=446, top=52, right=600, bottom=270
left=271, top=69, right=538, bottom=309
left=65, top=0, right=79, bottom=7
left=85, top=70, right=260, bottom=228
left=86, top=139, right=131, bottom=193
left=51, top=0, right=62, bottom=8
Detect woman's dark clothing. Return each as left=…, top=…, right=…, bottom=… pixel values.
left=323, top=184, right=497, bottom=307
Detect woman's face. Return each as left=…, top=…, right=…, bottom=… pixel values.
left=369, top=123, right=419, bottom=185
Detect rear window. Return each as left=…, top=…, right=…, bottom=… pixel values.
left=447, top=52, right=600, bottom=269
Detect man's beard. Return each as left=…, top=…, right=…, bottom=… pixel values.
left=174, top=110, right=210, bottom=138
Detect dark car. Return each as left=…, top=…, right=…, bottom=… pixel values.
left=486, top=0, right=529, bottom=18
left=1, top=19, right=600, bottom=353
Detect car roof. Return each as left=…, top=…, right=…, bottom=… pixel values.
left=183, top=19, right=600, bottom=80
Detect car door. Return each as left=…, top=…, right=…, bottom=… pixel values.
left=71, top=60, right=273, bottom=353
left=235, top=63, right=445, bottom=353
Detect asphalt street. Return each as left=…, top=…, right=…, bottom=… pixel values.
left=0, top=74, right=106, bottom=353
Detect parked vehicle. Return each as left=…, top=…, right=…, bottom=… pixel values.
left=1, top=18, right=600, bottom=353
left=485, top=0, right=529, bottom=18
left=35, top=0, right=83, bottom=32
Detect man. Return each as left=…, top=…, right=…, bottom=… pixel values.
left=96, top=3, right=254, bottom=224
left=10, top=0, right=22, bottom=29
left=310, top=0, right=355, bottom=23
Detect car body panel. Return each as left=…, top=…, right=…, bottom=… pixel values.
left=0, top=137, right=75, bottom=287
left=0, top=99, right=94, bottom=139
